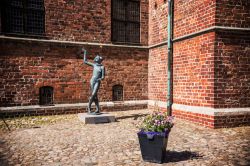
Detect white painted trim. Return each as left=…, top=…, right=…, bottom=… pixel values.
left=150, top=26, right=250, bottom=48
left=148, top=100, right=250, bottom=116
left=148, top=100, right=167, bottom=109
left=214, top=26, right=250, bottom=31
left=2, top=26, right=249, bottom=50
left=100, top=100, right=148, bottom=107
left=148, top=41, right=168, bottom=49
left=0, top=35, right=148, bottom=49
left=172, top=103, right=250, bottom=116
left=172, top=103, right=215, bottom=116
left=0, top=100, right=148, bottom=111
left=173, top=26, right=250, bottom=42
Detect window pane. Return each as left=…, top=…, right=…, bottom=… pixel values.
left=26, top=0, right=45, bottom=34
left=113, top=21, right=126, bottom=42
left=10, top=0, right=23, bottom=7
left=127, top=1, right=140, bottom=22
left=127, top=23, right=140, bottom=43
left=112, top=0, right=126, bottom=21
left=5, top=7, right=24, bottom=33
left=27, top=0, right=44, bottom=9
left=27, top=10, right=44, bottom=34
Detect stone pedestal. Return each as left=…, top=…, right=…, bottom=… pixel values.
left=78, top=113, right=116, bottom=124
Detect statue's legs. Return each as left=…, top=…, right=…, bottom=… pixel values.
left=87, top=97, right=92, bottom=113
left=93, top=96, right=100, bottom=113
left=88, top=81, right=100, bottom=113
left=88, top=81, right=95, bottom=113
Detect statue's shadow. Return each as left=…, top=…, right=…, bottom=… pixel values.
left=164, top=150, right=202, bottom=163
left=115, top=113, right=148, bottom=121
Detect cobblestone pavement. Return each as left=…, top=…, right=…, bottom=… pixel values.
left=0, top=109, right=249, bottom=166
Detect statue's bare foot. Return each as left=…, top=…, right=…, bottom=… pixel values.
left=94, top=108, right=100, bottom=113
left=93, top=109, right=101, bottom=115
left=87, top=107, right=91, bottom=113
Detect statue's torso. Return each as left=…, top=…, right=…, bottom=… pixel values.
left=92, top=64, right=103, bottom=80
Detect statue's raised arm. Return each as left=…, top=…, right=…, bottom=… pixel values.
left=81, top=48, right=94, bottom=67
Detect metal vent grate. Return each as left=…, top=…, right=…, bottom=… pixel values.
left=1, top=0, right=45, bottom=35
left=112, top=0, right=140, bottom=44
left=39, top=86, right=53, bottom=106
left=113, top=85, right=123, bottom=101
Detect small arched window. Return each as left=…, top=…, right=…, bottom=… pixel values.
left=39, top=86, right=53, bottom=105
left=113, top=85, right=123, bottom=101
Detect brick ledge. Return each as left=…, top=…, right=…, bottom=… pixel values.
left=0, top=100, right=148, bottom=112
left=1, top=100, right=249, bottom=116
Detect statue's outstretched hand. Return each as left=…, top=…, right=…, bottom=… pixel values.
left=81, top=48, right=87, bottom=55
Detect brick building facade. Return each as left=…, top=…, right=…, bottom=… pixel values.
left=0, top=0, right=249, bottom=128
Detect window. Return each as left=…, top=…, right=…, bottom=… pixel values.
left=1, top=0, right=45, bottom=35
left=112, top=0, right=140, bottom=44
left=113, top=85, right=123, bottom=101
left=39, top=86, right=53, bottom=106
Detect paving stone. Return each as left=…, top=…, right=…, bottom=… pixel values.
left=0, top=109, right=249, bottom=165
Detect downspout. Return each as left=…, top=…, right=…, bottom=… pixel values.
left=167, top=0, right=173, bottom=115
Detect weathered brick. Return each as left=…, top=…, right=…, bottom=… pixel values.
left=0, top=40, right=148, bottom=106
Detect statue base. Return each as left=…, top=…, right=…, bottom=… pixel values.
left=78, top=113, right=116, bottom=124
left=87, top=112, right=102, bottom=115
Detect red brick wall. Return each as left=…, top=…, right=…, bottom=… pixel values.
left=173, top=109, right=215, bottom=128
left=148, top=0, right=168, bottom=45
left=148, top=46, right=168, bottom=102
left=148, top=0, right=216, bottom=44
left=215, top=0, right=250, bottom=28
left=1, top=0, right=249, bottom=115
left=141, top=0, right=149, bottom=45
left=148, top=0, right=216, bottom=105
left=213, top=1, right=250, bottom=108
left=148, top=0, right=168, bottom=102
left=44, top=0, right=148, bottom=45
left=214, top=31, right=250, bottom=108
left=45, top=0, right=110, bottom=43
left=174, top=0, right=216, bottom=38
left=147, top=0, right=249, bottom=128
left=148, top=0, right=249, bottom=108
left=0, top=39, right=148, bottom=107
left=172, top=109, right=250, bottom=128
left=0, top=0, right=149, bottom=107
left=173, top=32, right=216, bottom=107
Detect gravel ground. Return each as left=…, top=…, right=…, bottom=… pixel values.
left=0, top=109, right=249, bottom=166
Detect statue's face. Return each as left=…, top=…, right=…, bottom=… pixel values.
left=94, top=55, right=103, bottom=64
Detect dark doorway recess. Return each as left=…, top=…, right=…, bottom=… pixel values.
left=113, top=85, right=123, bottom=101
left=39, top=86, right=54, bottom=106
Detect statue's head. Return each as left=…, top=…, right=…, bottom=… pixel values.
left=94, top=55, right=104, bottom=64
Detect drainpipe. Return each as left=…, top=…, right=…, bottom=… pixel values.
left=167, top=0, right=173, bottom=116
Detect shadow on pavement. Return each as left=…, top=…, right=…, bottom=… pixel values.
left=164, top=150, right=202, bottom=163
left=0, top=139, right=10, bottom=166
left=116, top=113, right=149, bottom=121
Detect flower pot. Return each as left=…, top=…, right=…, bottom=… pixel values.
left=137, top=131, right=169, bottom=163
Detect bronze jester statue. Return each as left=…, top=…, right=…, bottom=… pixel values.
left=81, top=48, right=105, bottom=114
